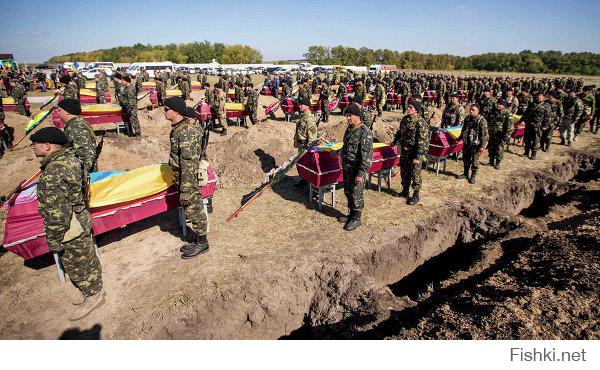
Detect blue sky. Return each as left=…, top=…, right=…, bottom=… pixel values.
left=2, top=0, right=599, bottom=62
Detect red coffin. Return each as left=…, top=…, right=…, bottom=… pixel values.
left=3, top=99, right=31, bottom=113
left=296, top=145, right=400, bottom=188
left=52, top=109, right=129, bottom=129
left=386, top=93, right=401, bottom=106
left=3, top=166, right=217, bottom=260
left=512, top=123, right=525, bottom=138
left=141, top=85, right=156, bottom=92
left=429, top=130, right=464, bottom=157
left=80, top=92, right=112, bottom=104
left=338, top=96, right=352, bottom=109
left=346, top=83, right=354, bottom=93
left=281, top=97, right=298, bottom=114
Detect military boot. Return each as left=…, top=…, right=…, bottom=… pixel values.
left=468, top=170, right=477, bottom=184
left=524, top=149, right=530, bottom=158
left=206, top=197, right=213, bottom=213
left=69, top=290, right=105, bottom=321
left=407, top=191, right=420, bottom=206
left=182, top=235, right=209, bottom=259
left=494, top=159, right=501, bottom=170
left=530, top=150, right=537, bottom=160
left=337, top=210, right=354, bottom=224
left=221, top=128, right=228, bottom=136
left=397, top=185, right=410, bottom=198
left=457, top=169, right=469, bottom=180
left=344, top=211, right=362, bottom=231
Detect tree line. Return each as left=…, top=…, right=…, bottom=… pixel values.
left=304, top=46, right=600, bottom=76
left=47, top=41, right=263, bottom=64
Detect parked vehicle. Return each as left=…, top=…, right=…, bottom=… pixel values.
left=126, top=62, right=174, bottom=78
left=82, top=67, right=114, bottom=80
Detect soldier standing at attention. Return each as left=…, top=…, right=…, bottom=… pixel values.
left=117, top=75, right=141, bottom=137
left=487, top=99, right=513, bottom=169
left=154, top=72, right=165, bottom=106
left=458, top=105, right=488, bottom=184
left=318, top=82, right=331, bottom=124
left=10, top=78, right=28, bottom=116
left=244, top=83, right=258, bottom=127
left=57, top=99, right=98, bottom=173
left=353, top=80, right=366, bottom=103
left=164, top=97, right=209, bottom=259
left=293, top=96, right=318, bottom=188
left=478, top=88, right=497, bottom=124
left=214, top=83, right=228, bottom=136
left=560, top=89, right=583, bottom=146
left=392, top=100, right=428, bottom=205
left=521, top=91, right=549, bottom=160
left=542, top=91, right=563, bottom=152
left=441, top=92, right=465, bottom=128
left=179, top=75, right=191, bottom=101
left=30, top=127, right=104, bottom=321
left=374, top=79, right=386, bottom=119
left=95, top=73, right=107, bottom=104
left=336, top=103, right=373, bottom=231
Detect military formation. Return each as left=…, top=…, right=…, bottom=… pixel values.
left=1, top=62, right=598, bottom=322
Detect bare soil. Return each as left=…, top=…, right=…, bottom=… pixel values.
left=0, top=90, right=598, bottom=339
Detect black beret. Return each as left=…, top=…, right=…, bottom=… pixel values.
left=215, top=83, right=222, bottom=89
left=496, top=99, right=508, bottom=106
left=470, top=104, right=480, bottom=111
left=164, top=97, right=200, bottom=120
left=346, top=103, right=362, bottom=117
left=30, top=127, right=68, bottom=145
left=59, top=75, right=71, bottom=84
left=58, top=98, right=81, bottom=115
left=122, top=75, right=131, bottom=83
left=410, top=99, right=423, bottom=113
left=451, top=91, right=459, bottom=98
left=297, top=96, right=311, bottom=106
left=113, top=72, right=123, bottom=79
left=203, top=83, right=211, bottom=87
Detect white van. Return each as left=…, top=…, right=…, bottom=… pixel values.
left=84, top=62, right=115, bottom=71
left=126, top=61, right=174, bottom=78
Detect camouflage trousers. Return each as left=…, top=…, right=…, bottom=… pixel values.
left=540, top=125, right=555, bottom=150
left=342, top=163, right=365, bottom=212
left=575, top=115, right=590, bottom=135
left=59, top=233, right=103, bottom=297
left=560, top=118, right=575, bottom=144
left=400, top=155, right=422, bottom=192
left=216, top=111, right=227, bottom=131
left=181, top=87, right=190, bottom=100
left=182, top=189, right=207, bottom=236
left=127, top=108, right=141, bottom=135
left=524, top=125, right=541, bottom=154
left=488, top=136, right=506, bottom=163
left=96, top=90, right=106, bottom=104
left=320, top=104, right=329, bottom=123
left=376, top=102, right=384, bottom=116
left=246, top=108, right=257, bottom=127
left=591, top=114, right=599, bottom=133
left=463, top=145, right=482, bottom=175
left=16, top=100, right=26, bottom=116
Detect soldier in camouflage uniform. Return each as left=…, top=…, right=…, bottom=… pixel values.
left=576, top=87, right=595, bottom=136
left=213, top=83, right=228, bottom=136
left=155, top=73, right=165, bottom=106
left=521, top=91, right=549, bottom=159
left=233, top=82, right=244, bottom=103
left=458, top=105, right=488, bottom=184
left=441, top=92, right=465, bottom=128
left=517, top=90, right=532, bottom=115
left=281, top=81, right=293, bottom=100
left=297, top=81, right=310, bottom=103
left=245, top=83, right=258, bottom=127
left=57, top=99, right=98, bottom=172
left=318, top=82, right=331, bottom=124
left=374, top=79, right=386, bottom=118
left=164, top=97, right=209, bottom=259
left=117, top=75, right=141, bottom=137
left=336, top=83, right=347, bottom=99
left=478, top=88, right=497, bottom=124
left=353, top=95, right=373, bottom=130
left=95, top=73, right=107, bottom=104
left=75, top=72, right=86, bottom=91
left=0, top=98, right=13, bottom=158
left=293, top=96, right=318, bottom=154
left=60, top=75, right=79, bottom=101
left=487, top=99, right=513, bottom=169
left=336, top=103, right=373, bottom=231
left=542, top=91, right=562, bottom=152
left=30, top=127, right=104, bottom=321
left=592, top=87, right=600, bottom=134
left=392, top=100, right=428, bottom=205
left=135, top=72, right=143, bottom=93
left=560, top=90, right=583, bottom=146
left=178, top=75, right=191, bottom=101
left=353, top=80, right=366, bottom=103
left=505, top=89, right=519, bottom=114
left=10, top=78, right=28, bottom=116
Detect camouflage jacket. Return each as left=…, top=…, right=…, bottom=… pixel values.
left=518, top=93, right=532, bottom=112
left=37, top=149, right=91, bottom=252
left=205, top=90, right=215, bottom=106
left=354, top=84, right=366, bottom=100
left=234, top=86, right=244, bottom=103
left=360, top=107, right=373, bottom=130
left=478, top=96, right=497, bottom=119
left=488, top=108, right=513, bottom=143
left=562, top=96, right=584, bottom=122
left=523, top=101, right=550, bottom=130
left=64, top=117, right=98, bottom=173
left=76, top=75, right=86, bottom=89
left=96, top=77, right=108, bottom=92
left=169, top=118, right=202, bottom=200
left=293, top=110, right=317, bottom=148
left=319, top=86, right=330, bottom=101
left=582, top=92, right=595, bottom=117
left=441, top=103, right=465, bottom=128
left=340, top=123, right=373, bottom=178
left=506, top=96, right=519, bottom=114
left=281, top=83, right=292, bottom=97
left=374, top=83, right=385, bottom=101
left=298, top=86, right=310, bottom=102
left=119, top=84, right=137, bottom=111
left=547, top=100, right=564, bottom=126
left=246, top=89, right=258, bottom=110
left=215, top=90, right=227, bottom=114
left=392, top=114, right=429, bottom=159
left=460, top=114, right=488, bottom=148
left=63, top=83, right=78, bottom=100
left=11, top=83, right=27, bottom=102
left=336, top=84, right=346, bottom=97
